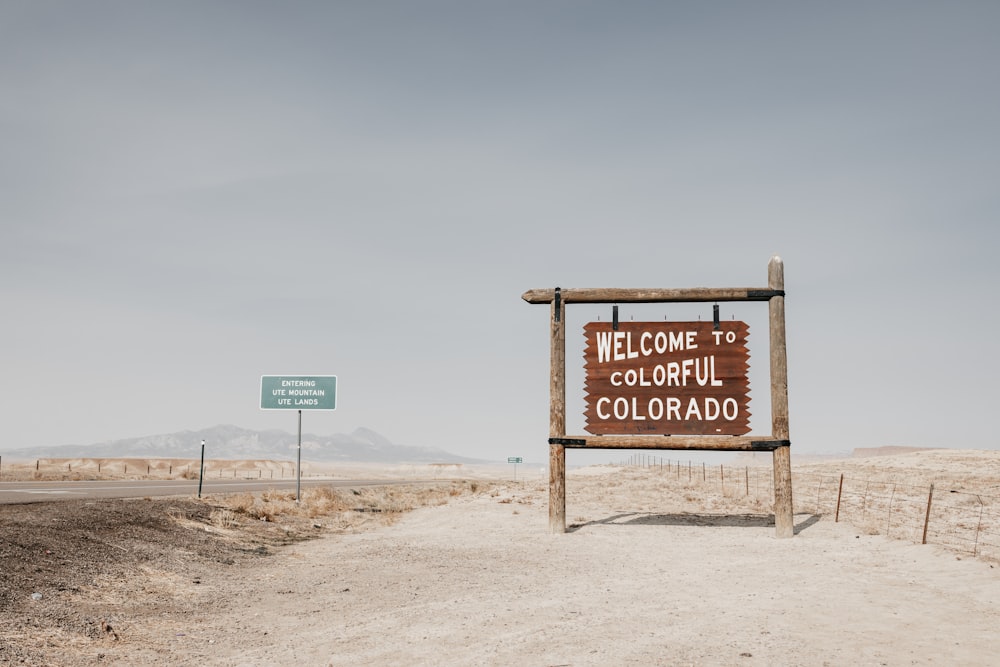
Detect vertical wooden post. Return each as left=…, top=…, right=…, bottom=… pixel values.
left=549, top=288, right=567, bottom=534
left=769, top=256, right=794, bottom=538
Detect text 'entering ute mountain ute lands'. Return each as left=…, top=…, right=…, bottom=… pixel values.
left=583, top=321, right=751, bottom=435
left=259, top=376, right=338, bottom=410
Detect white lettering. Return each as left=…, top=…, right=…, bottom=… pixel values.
left=613, top=332, right=627, bottom=361
left=654, top=332, right=669, bottom=354
left=666, top=362, right=680, bottom=386
left=711, top=356, right=723, bottom=386
left=592, top=395, right=741, bottom=424
left=626, top=332, right=639, bottom=359
left=640, top=332, right=653, bottom=356
left=681, top=358, right=694, bottom=386
left=696, top=357, right=710, bottom=386
left=596, top=332, right=614, bottom=363
left=684, top=397, right=703, bottom=420
left=596, top=397, right=611, bottom=419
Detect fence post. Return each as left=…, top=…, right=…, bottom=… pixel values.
left=745, top=467, right=749, bottom=496
left=835, top=474, right=844, bottom=522
left=720, top=465, right=725, bottom=494
left=886, top=484, right=896, bottom=537
left=974, top=495, right=985, bottom=556
left=862, top=481, right=870, bottom=520
left=922, top=483, right=934, bottom=545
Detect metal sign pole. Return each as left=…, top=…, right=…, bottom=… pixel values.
left=296, top=409, right=302, bottom=503
left=198, top=439, right=206, bottom=498
left=259, top=375, right=337, bottom=504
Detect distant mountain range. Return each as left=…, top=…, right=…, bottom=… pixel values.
left=0, top=425, right=489, bottom=464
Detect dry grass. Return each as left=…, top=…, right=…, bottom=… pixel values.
left=573, top=452, right=1000, bottom=561
left=208, top=480, right=488, bottom=534
left=0, top=458, right=298, bottom=482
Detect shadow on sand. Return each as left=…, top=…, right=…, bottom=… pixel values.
left=568, top=512, right=821, bottom=534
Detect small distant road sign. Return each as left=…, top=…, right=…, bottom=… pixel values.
left=260, top=375, right=337, bottom=411
left=507, top=457, right=523, bottom=464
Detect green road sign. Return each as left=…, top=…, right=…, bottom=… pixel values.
left=260, top=375, right=337, bottom=410
left=507, top=457, right=523, bottom=464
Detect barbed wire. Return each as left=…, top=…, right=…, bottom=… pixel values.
left=619, top=456, right=1000, bottom=562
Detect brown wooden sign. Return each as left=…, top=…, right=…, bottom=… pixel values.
left=583, top=321, right=751, bottom=435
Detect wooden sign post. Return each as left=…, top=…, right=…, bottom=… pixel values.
left=522, top=256, right=794, bottom=538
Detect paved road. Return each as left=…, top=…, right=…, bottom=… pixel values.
left=0, top=478, right=429, bottom=504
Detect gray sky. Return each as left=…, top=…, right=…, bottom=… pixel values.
left=2, top=1, right=998, bottom=462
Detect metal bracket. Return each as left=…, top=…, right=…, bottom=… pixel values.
left=612, top=305, right=619, bottom=331
left=748, top=289, right=785, bottom=299
left=750, top=439, right=791, bottom=450
left=554, top=287, right=561, bottom=322
left=549, top=438, right=587, bottom=446
left=713, top=303, right=720, bottom=330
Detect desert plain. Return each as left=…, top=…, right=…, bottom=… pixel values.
left=2, top=449, right=1000, bottom=666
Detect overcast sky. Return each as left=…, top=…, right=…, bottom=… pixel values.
left=2, top=1, right=998, bottom=463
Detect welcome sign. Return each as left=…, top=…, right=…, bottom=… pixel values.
left=583, top=321, right=751, bottom=435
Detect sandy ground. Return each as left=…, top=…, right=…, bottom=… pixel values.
left=5, top=452, right=1000, bottom=666
left=109, top=466, right=1000, bottom=664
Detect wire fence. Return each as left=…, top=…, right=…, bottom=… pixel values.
left=0, top=458, right=301, bottom=482
left=620, top=455, right=1000, bottom=562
